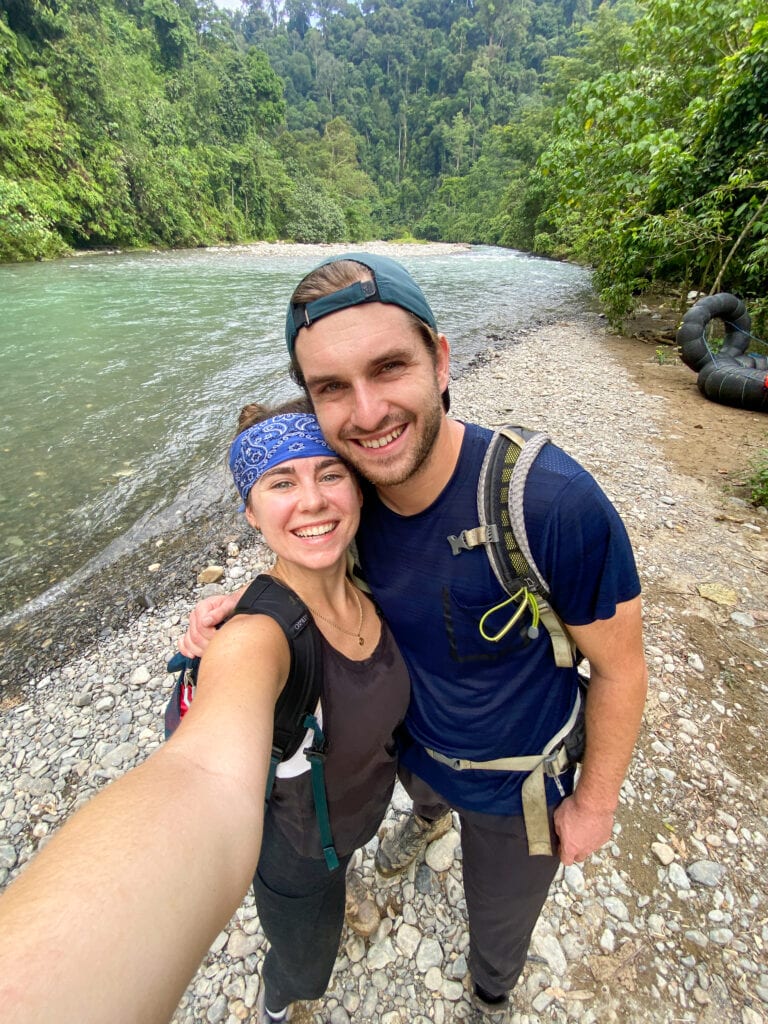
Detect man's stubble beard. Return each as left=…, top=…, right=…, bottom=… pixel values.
left=341, top=388, right=445, bottom=490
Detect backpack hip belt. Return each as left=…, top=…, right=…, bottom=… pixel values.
left=423, top=688, right=583, bottom=857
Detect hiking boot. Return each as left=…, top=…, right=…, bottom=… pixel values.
left=468, top=987, right=510, bottom=1023
left=256, top=987, right=293, bottom=1023
left=374, top=810, right=453, bottom=878
left=344, top=866, right=380, bottom=938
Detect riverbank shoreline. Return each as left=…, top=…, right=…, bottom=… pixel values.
left=2, top=312, right=767, bottom=1022
left=2, top=296, right=764, bottom=706
left=0, top=253, right=587, bottom=706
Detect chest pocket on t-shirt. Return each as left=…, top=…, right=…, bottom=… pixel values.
left=443, top=584, right=542, bottom=664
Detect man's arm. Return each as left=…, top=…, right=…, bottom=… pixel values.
left=179, top=585, right=247, bottom=656
left=553, top=595, right=647, bottom=865
left=0, top=615, right=287, bottom=1024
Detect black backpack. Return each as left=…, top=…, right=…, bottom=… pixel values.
left=165, top=574, right=340, bottom=869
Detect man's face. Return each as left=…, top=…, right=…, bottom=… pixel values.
left=295, top=303, right=450, bottom=490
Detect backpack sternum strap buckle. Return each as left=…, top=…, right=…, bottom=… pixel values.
left=304, top=744, right=327, bottom=763
left=447, top=524, right=499, bottom=556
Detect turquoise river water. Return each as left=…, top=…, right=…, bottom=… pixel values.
left=0, top=243, right=592, bottom=641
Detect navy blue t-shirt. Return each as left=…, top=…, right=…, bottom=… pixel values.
left=355, top=422, right=641, bottom=816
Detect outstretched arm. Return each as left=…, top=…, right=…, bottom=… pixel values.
left=0, top=615, right=288, bottom=1024
left=553, top=595, right=647, bottom=865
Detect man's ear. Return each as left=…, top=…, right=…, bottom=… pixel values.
left=436, top=333, right=451, bottom=393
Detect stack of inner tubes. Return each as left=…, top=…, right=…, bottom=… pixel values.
left=676, top=293, right=768, bottom=412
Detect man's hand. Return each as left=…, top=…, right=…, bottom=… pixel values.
left=556, top=595, right=647, bottom=866
left=553, top=792, right=615, bottom=865
left=179, top=590, right=244, bottom=657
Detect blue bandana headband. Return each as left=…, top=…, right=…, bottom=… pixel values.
left=229, top=413, right=338, bottom=505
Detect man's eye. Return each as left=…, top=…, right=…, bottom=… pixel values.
left=270, top=479, right=293, bottom=490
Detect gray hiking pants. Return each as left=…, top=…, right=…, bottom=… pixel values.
left=400, top=766, right=561, bottom=999
left=253, top=821, right=352, bottom=1010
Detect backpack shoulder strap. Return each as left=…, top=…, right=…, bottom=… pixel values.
left=231, top=574, right=323, bottom=765
left=486, top=426, right=577, bottom=668
left=232, top=575, right=340, bottom=869
left=477, top=425, right=551, bottom=596
left=446, top=424, right=576, bottom=668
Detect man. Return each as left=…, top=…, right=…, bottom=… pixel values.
left=184, top=253, right=647, bottom=1020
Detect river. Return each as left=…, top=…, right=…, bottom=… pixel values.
left=0, top=242, right=592, bottom=686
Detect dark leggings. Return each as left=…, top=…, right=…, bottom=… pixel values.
left=252, top=822, right=352, bottom=1011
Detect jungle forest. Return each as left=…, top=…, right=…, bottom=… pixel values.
left=1, top=0, right=766, bottom=324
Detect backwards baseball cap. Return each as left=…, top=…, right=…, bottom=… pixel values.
left=285, top=252, right=437, bottom=356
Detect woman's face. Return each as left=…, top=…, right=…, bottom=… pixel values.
left=246, top=456, right=362, bottom=572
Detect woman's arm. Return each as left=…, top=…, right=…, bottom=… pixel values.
left=0, top=616, right=289, bottom=1024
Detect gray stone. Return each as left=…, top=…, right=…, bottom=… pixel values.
left=604, top=896, right=630, bottom=922
left=394, top=922, right=421, bottom=957
left=730, top=611, right=756, bottom=628
left=101, top=742, right=138, bottom=768
left=206, top=995, right=228, bottom=1023
left=225, top=929, right=260, bottom=959
left=563, top=864, right=586, bottom=893
left=531, top=928, right=567, bottom=977
left=425, top=830, right=459, bottom=872
left=688, top=860, right=726, bottom=887
left=416, top=936, right=443, bottom=972
left=668, top=862, right=692, bottom=890
left=366, top=936, right=396, bottom=970
left=129, top=666, right=151, bottom=687
left=414, top=863, right=434, bottom=894
left=0, top=844, right=18, bottom=870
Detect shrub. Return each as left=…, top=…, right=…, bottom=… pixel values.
left=746, top=447, right=768, bottom=508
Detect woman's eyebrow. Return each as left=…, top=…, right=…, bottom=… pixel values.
left=261, top=464, right=297, bottom=480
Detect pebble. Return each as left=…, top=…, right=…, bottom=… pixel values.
left=2, top=318, right=766, bottom=1024
left=688, top=860, right=727, bottom=887
left=425, top=830, right=459, bottom=872
left=651, top=842, right=675, bottom=866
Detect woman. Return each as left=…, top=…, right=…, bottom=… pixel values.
left=211, top=399, right=410, bottom=1023
left=0, top=402, right=408, bottom=1024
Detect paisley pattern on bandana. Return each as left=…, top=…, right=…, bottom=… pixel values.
left=229, top=413, right=337, bottom=504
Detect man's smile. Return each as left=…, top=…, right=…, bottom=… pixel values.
left=356, top=426, right=406, bottom=450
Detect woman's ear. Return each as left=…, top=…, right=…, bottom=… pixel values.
left=244, top=501, right=259, bottom=531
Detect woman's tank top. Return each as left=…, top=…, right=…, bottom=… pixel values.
left=265, top=613, right=410, bottom=860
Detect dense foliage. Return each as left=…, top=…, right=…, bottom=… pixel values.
left=533, top=0, right=768, bottom=326
left=1, top=0, right=766, bottom=326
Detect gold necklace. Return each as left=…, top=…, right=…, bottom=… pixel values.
left=306, top=581, right=365, bottom=647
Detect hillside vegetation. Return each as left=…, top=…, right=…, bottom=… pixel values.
left=1, top=0, right=766, bottom=325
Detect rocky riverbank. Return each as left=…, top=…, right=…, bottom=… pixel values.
left=1, top=312, right=767, bottom=1023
